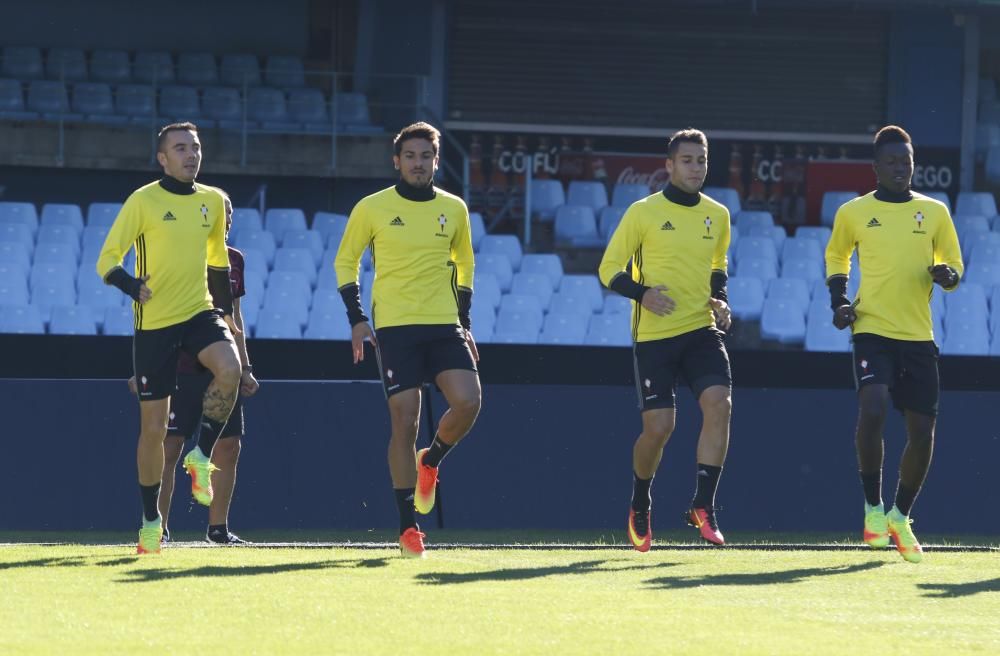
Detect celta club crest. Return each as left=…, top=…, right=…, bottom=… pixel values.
left=914, top=211, right=924, bottom=229
left=704, top=216, right=712, bottom=235
left=438, top=214, right=447, bottom=233
left=200, top=204, right=209, bottom=225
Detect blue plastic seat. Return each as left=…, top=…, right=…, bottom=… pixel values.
left=955, top=215, right=990, bottom=237
left=554, top=205, right=602, bottom=248
left=177, top=53, right=218, bottom=86
left=476, top=253, right=513, bottom=292
left=133, top=51, right=175, bottom=84
left=767, top=277, right=810, bottom=311
left=90, top=50, right=130, bottom=84
left=567, top=181, right=608, bottom=212
left=317, top=212, right=347, bottom=249
left=529, top=179, right=565, bottom=221
left=46, top=48, right=87, bottom=82
left=735, top=237, right=778, bottom=266
left=965, top=260, right=1000, bottom=290
left=309, top=287, right=340, bottom=315
left=220, top=54, right=261, bottom=87
left=255, top=309, right=303, bottom=339
left=288, top=88, right=328, bottom=128
left=202, top=86, right=242, bottom=124
left=242, top=250, right=268, bottom=280
left=304, top=308, right=351, bottom=340
left=71, top=82, right=115, bottom=119
left=114, top=84, right=155, bottom=120
left=598, top=206, right=626, bottom=242
left=955, top=191, right=998, bottom=218
left=265, top=208, right=307, bottom=242
left=469, top=212, right=486, bottom=251
left=602, top=294, right=632, bottom=316
left=40, top=204, right=84, bottom=234
left=945, top=282, right=988, bottom=315
left=585, top=313, right=631, bottom=346
left=0, top=223, right=35, bottom=251
left=794, top=226, right=832, bottom=248
left=479, top=234, right=523, bottom=271
left=548, top=291, right=597, bottom=319
left=231, top=207, right=263, bottom=234
left=736, top=210, right=775, bottom=231
left=27, top=80, right=77, bottom=118
left=728, top=276, right=765, bottom=321
left=472, top=272, right=502, bottom=310
left=265, top=271, right=311, bottom=306
left=921, top=191, right=951, bottom=212
left=941, top=321, right=990, bottom=355
left=0, top=305, right=44, bottom=334
left=102, top=305, right=133, bottom=335
left=539, top=313, right=587, bottom=345
left=470, top=304, right=496, bottom=336
left=281, top=229, right=324, bottom=268
left=334, top=92, right=372, bottom=129
left=822, top=191, right=859, bottom=226
left=519, top=254, right=563, bottom=289
left=234, top=230, right=276, bottom=268
left=49, top=305, right=98, bottom=335
left=0, top=241, right=31, bottom=274
left=260, top=287, right=309, bottom=327
left=611, top=183, right=648, bottom=208
left=491, top=327, right=540, bottom=344
left=265, top=55, right=305, bottom=88
left=86, top=202, right=122, bottom=227
left=701, top=187, right=742, bottom=218
left=79, top=282, right=125, bottom=311
left=31, top=280, right=76, bottom=320
left=0, top=78, right=35, bottom=120
left=248, top=87, right=291, bottom=125
left=760, top=298, right=806, bottom=344
left=0, top=276, right=30, bottom=306
left=559, top=275, right=603, bottom=313
left=780, top=258, right=822, bottom=283
left=963, top=230, right=1000, bottom=262
left=511, top=272, right=554, bottom=311
left=159, top=85, right=200, bottom=121
left=34, top=241, right=79, bottom=267
left=0, top=201, right=39, bottom=236
left=804, top=310, right=850, bottom=352
left=2, top=46, right=43, bottom=79
left=273, top=247, right=317, bottom=287
left=497, top=294, right=544, bottom=333
left=37, top=222, right=81, bottom=246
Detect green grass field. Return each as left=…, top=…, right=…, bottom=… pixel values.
left=2, top=533, right=999, bottom=655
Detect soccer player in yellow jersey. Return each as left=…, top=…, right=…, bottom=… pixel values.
left=97, top=123, right=243, bottom=554
left=599, top=129, right=733, bottom=551
left=335, top=122, right=480, bottom=557
left=826, top=125, right=963, bottom=564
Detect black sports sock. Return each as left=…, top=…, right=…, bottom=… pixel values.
left=894, top=483, right=919, bottom=516
left=631, top=473, right=653, bottom=513
left=208, top=524, right=228, bottom=539
left=421, top=434, right=453, bottom=469
left=860, top=470, right=882, bottom=507
left=196, top=415, right=226, bottom=457
left=140, top=483, right=160, bottom=522
left=394, top=487, right=417, bottom=534
left=692, top=463, right=722, bottom=510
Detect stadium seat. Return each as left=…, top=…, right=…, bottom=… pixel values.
left=0, top=78, right=35, bottom=120
left=955, top=215, right=989, bottom=237
left=780, top=258, right=822, bottom=284
left=511, top=272, right=554, bottom=310
left=177, top=53, right=218, bottom=86
left=202, top=86, right=243, bottom=126
left=598, top=206, right=626, bottom=242
left=311, top=211, right=348, bottom=246
left=34, top=241, right=79, bottom=266
left=470, top=303, right=496, bottom=337
left=114, top=84, right=155, bottom=120
left=0, top=201, right=39, bottom=236
left=45, top=47, right=87, bottom=82
left=476, top=253, right=513, bottom=292
left=736, top=210, right=774, bottom=231
left=90, top=50, right=130, bottom=84
left=71, top=82, right=117, bottom=121
left=49, top=305, right=98, bottom=335
left=821, top=191, right=859, bottom=226
left=611, top=183, right=648, bottom=208
left=102, top=305, right=133, bottom=335
left=0, top=243, right=30, bottom=277
left=539, top=313, right=587, bottom=345
left=519, top=254, right=563, bottom=289
left=746, top=225, right=785, bottom=253
left=159, top=85, right=200, bottom=121
left=986, top=147, right=1000, bottom=186
left=794, top=226, right=832, bottom=248
left=479, top=234, right=523, bottom=271
left=549, top=291, right=597, bottom=319
left=288, top=88, right=329, bottom=130
left=566, top=181, right=608, bottom=212
left=945, top=282, right=988, bottom=315
left=304, top=309, right=351, bottom=340
left=249, top=87, right=293, bottom=128
left=133, top=51, right=175, bottom=84
left=334, top=92, right=375, bottom=131
left=554, top=205, right=602, bottom=248
left=27, top=80, right=79, bottom=119
left=231, top=207, right=263, bottom=235
left=261, top=288, right=309, bottom=329
left=78, top=281, right=124, bottom=311
left=255, top=309, right=303, bottom=339
left=472, top=272, right=502, bottom=310
left=559, top=275, right=603, bottom=313
left=0, top=276, right=30, bottom=306
left=702, top=187, right=741, bottom=218
left=781, top=238, right=821, bottom=264
left=955, top=191, right=998, bottom=219
left=31, top=279, right=76, bottom=320
left=491, top=328, right=540, bottom=344
left=0, top=223, right=35, bottom=251
left=767, top=278, right=810, bottom=311
left=760, top=298, right=806, bottom=344
left=265, top=55, right=306, bottom=88
left=962, top=230, right=1000, bottom=262
left=498, top=294, right=544, bottom=331
left=921, top=191, right=951, bottom=212
left=804, top=311, right=850, bottom=352
left=234, top=230, right=276, bottom=268
left=0, top=304, right=44, bottom=334
left=585, top=313, right=631, bottom=346
left=2, top=46, right=43, bottom=80
left=273, top=247, right=318, bottom=287
left=37, top=222, right=80, bottom=247
left=735, top=237, right=777, bottom=265
left=87, top=203, right=122, bottom=227
left=469, top=212, right=486, bottom=251
left=281, top=229, right=324, bottom=268
left=529, top=179, right=565, bottom=221
left=40, top=204, right=84, bottom=234
left=220, top=54, right=261, bottom=88
left=965, top=260, right=1000, bottom=290
left=265, top=271, right=311, bottom=306
left=727, top=276, right=765, bottom=321
left=309, top=287, right=340, bottom=314
left=265, top=208, right=307, bottom=241
left=941, top=321, right=990, bottom=355
left=602, top=294, right=632, bottom=316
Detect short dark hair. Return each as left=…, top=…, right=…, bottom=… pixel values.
left=873, top=125, right=911, bottom=158
left=394, top=122, right=440, bottom=156
left=667, top=128, right=708, bottom=158
left=157, top=122, right=199, bottom=152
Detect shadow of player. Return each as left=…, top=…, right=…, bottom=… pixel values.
left=917, top=577, right=1000, bottom=599
left=415, top=558, right=679, bottom=585
left=644, top=561, right=885, bottom=590
left=115, top=557, right=391, bottom=583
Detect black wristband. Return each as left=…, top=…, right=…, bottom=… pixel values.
left=710, top=270, right=728, bottom=304
left=607, top=272, right=649, bottom=303
left=827, top=275, right=850, bottom=311
left=104, top=267, right=142, bottom=302
left=338, top=283, right=369, bottom=326
left=457, top=288, right=472, bottom=331
left=207, top=267, right=234, bottom=316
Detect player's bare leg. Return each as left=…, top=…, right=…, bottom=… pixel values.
left=628, top=408, right=675, bottom=551
left=387, top=388, right=425, bottom=556
left=158, top=435, right=185, bottom=539
left=136, top=398, right=169, bottom=553
left=857, top=385, right=890, bottom=547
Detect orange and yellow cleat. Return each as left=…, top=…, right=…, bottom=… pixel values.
left=414, top=448, right=438, bottom=515
left=400, top=526, right=427, bottom=558
left=627, top=509, right=652, bottom=552
left=687, top=507, right=725, bottom=545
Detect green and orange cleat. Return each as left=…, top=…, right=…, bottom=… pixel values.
left=687, top=507, right=725, bottom=545
left=887, top=506, right=923, bottom=563
left=863, top=502, right=890, bottom=548
left=182, top=447, right=218, bottom=506
left=627, top=509, right=652, bottom=552
left=414, top=448, right=438, bottom=515
left=137, top=518, right=163, bottom=555
left=399, top=526, right=426, bottom=558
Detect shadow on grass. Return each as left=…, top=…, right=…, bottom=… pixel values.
left=0, top=556, right=90, bottom=571
left=917, top=578, right=1000, bottom=598
left=644, top=561, right=886, bottom=590
left=415, top=559, right=678, bottom=585
left=115, top=557, right=390, bottom=583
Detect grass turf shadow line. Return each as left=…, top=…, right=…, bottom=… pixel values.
left=115, top=557, right=390, bottom=583
left=415, top=559, right=679, bottom=585
left=917, top=577, right=1000, bottom=598
left=0, top=556, right=90, bottom=571
left=644, top=561, right=887, bottom=590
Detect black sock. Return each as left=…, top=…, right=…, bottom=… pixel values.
left=140, top=483, right=160, bottom=522
left=422, top=434, right=454, bottom=469
left=196, top=415, right=226, bottom=456
left=631, top=473, right=653, bottom=513
left=208, top=523, right=228, bottom=538
left=394, top=487, right=417, bottom=534
left=894, top=483, right=919, bottom=516
left=860, top=470, right=882, bottom=507
left=692, top=463, right=722, bottom=510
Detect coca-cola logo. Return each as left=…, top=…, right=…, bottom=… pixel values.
left=616, top=166, right=670, bottom=192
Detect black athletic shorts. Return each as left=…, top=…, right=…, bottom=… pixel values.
left=166, top=372, right=245, bottom=439
left=852, top=333, right=939, bottom=417
left=374, top=324, right=477, bottom=398
left=133, top=310, right=233, bottom=401
left=633, top=326, right=732, bottom=411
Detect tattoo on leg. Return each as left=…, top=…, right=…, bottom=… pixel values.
left=202, top=384, right=237, bottom=423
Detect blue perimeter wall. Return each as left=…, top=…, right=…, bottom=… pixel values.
left=1, top=379, right=997, bottom=535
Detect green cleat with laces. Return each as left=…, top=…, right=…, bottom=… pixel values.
left=863, top=502, right=889, bottom=548
left=887, top=506, right=923, bottom=563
